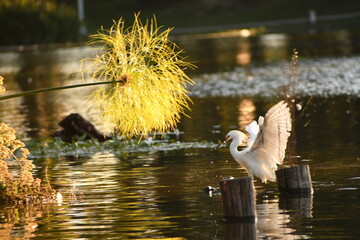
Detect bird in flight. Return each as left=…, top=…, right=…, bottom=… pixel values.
left=217, top=101, right=292, bottom=183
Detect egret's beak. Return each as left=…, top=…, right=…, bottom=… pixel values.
left=215, top=136, right=229, bottom=149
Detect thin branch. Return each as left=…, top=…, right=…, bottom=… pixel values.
left=0, top=80, right=120, bottom=101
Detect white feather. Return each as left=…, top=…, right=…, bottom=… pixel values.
left=222, top=101, right=292, bottom=183
left=245, top=120, right=259, bottom=148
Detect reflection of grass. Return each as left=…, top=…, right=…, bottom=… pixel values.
left=82, top=13, right=195, bottom=138
left=0, top=203, right=52, bottom=238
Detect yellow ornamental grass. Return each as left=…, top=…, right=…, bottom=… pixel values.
left=82, top=13, right=195, bottom=138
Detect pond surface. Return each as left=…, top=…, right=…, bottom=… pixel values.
left=0, top=29, right=359, bottom=239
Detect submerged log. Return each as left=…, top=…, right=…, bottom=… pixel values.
left=275, top=164, right=313, bottom=196
left=219, top=177, right=256, bottom=221
left=54, top=113, right=111, bottom=142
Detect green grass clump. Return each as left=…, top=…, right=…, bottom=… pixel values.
left=82, top=13, right=195, bottom=138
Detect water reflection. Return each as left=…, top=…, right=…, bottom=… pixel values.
left=33, top=153, right=183, bottom=239
left=0, top=46, right=96, bottom=139
left=0, top=29, right=359, bottom=239
left=174, top=29, right=360, bottom=72
left=1, top=29, right=359, bottom=76
left=257, top=199, right=296, bottom=239
left=258, top=33, right=289, bottom=61
left=222, top=195, right=313, bottom=240
left=289, top=30, right=356, bottom=57
left=279, top=196, right=313, bottom=219
left=223, top=221, right=257, bottom=240
left=0, top=149, right=315, bottom=239
left=0, top=204, right=55, bottom=240
left=237, top=99, right=256, bottom=130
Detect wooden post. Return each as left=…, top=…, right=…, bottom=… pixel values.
left=219, top=177, right=256, bottom=221
left=275, top=164, right=313, bottom=196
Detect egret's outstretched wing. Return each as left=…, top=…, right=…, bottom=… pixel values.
left=249, top=101, right=292, bottom=165
left=245, top=121, right=259, bottom=148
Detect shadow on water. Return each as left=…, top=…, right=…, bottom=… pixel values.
left=0, top=28, right=359, bottom=239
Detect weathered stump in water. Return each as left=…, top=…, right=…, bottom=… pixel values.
left=219, top=177, right=256, bottom=221
left=275, top=164, right=313, bottom=196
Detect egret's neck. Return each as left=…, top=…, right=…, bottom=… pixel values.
left=229, top=137, right=243, bottom=157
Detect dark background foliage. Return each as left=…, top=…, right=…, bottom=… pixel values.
left=1, top=0, right=359, bottom=46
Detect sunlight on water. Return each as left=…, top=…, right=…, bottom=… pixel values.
left=0, top=150, right=317, bottom=239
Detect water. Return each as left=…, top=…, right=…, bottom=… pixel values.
left=0, top=29, right=360, bottom=239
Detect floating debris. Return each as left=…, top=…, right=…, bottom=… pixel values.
left=203, top=186, right=220, bottom=197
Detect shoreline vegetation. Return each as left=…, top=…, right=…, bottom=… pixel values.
left=1, top=0, right=360, bottom=49
left=0, top=76, right=57, bottom=204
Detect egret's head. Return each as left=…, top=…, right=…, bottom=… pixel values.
left=215, top=130, right=247, bottom=149
left=225, top=130, right=247, bottom=142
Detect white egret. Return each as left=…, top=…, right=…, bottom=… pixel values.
left=217, top=101, right=292, bottom=183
